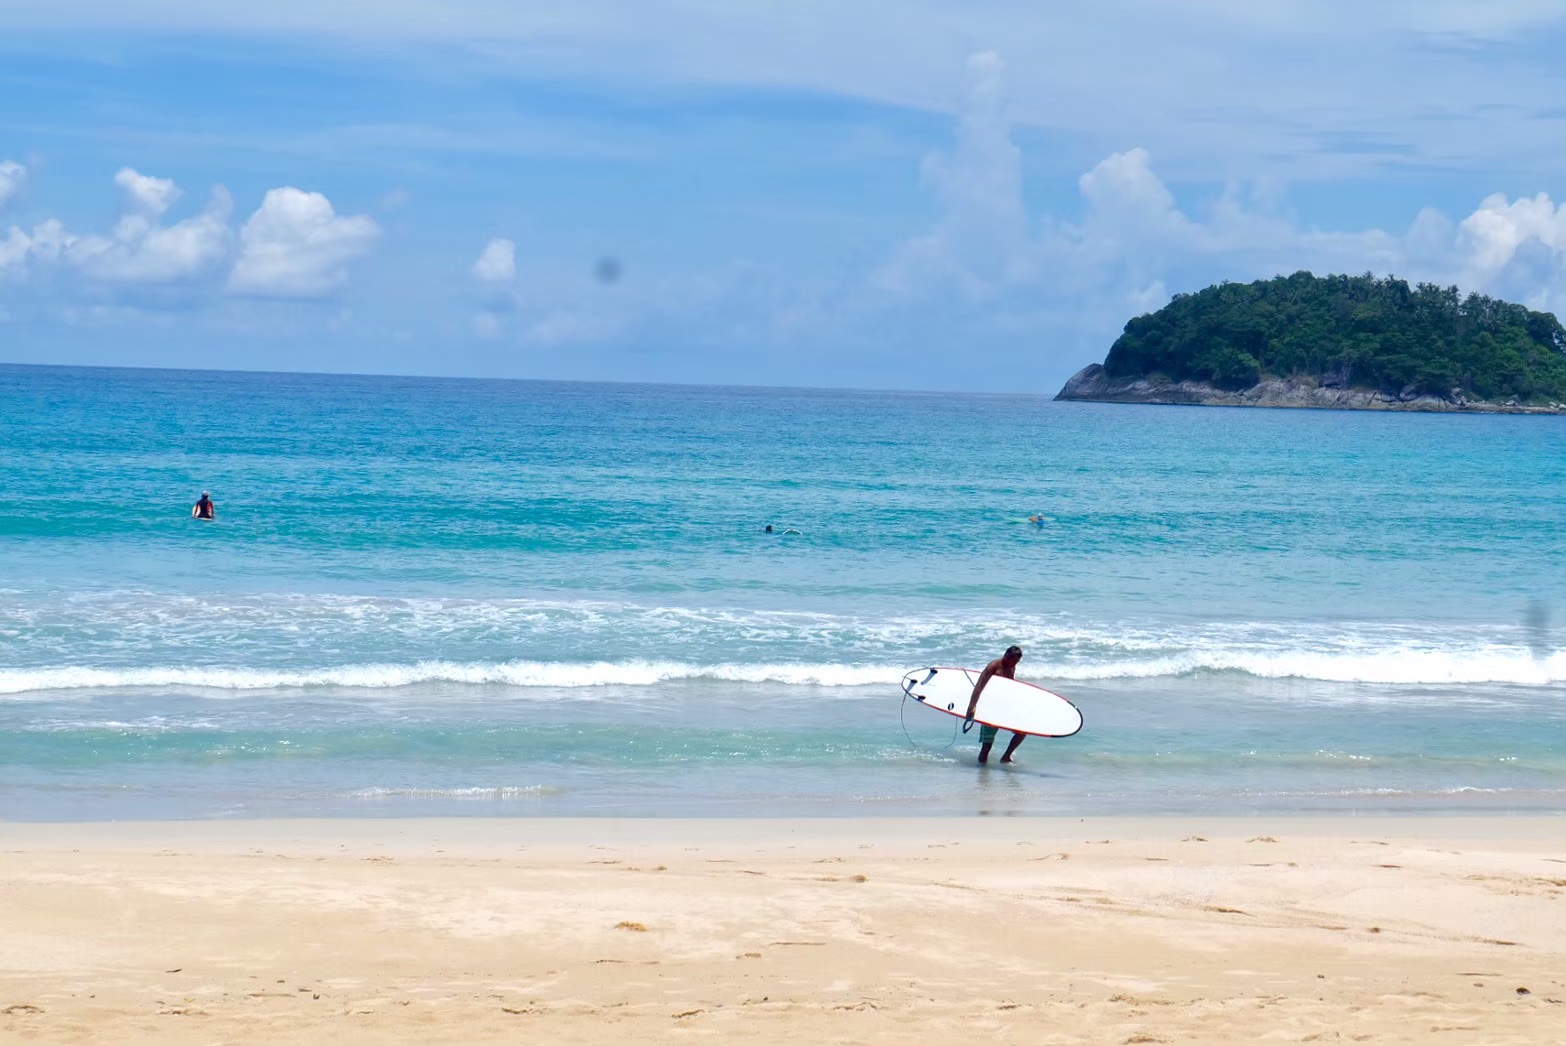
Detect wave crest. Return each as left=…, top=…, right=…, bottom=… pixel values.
left=1, top=647, right=1561, bottom=695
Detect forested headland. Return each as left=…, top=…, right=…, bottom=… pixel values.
left=1057, top=272, right=1566, bottom=412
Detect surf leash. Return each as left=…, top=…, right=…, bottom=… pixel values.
left=899, top=687, right=958, bottom=752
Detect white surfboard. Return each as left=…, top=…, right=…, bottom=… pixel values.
left=901, top=666, right=1082, bottom=738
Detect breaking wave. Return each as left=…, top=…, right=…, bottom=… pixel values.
left=2, top=647, right=1560, bottom=696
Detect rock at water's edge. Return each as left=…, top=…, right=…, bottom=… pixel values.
left=1052, top=369, right=1566, bottom=414
left=1056, top=364, right=1109, bottom=399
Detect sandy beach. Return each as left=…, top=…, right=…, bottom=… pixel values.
left=2, top=816, right=1561, bottom=1044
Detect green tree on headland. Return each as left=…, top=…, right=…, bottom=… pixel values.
left=1103, top=272, right=1566, bottom=403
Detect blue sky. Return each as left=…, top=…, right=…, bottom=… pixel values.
left=1, top=2, right=1563, bottom=392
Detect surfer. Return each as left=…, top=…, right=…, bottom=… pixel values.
left=191, top=491, right=216, bottom=520
left=964, top=645, right=1027, bottom=764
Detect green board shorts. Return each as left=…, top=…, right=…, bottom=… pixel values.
left=978, top=723, right=999, bottom=743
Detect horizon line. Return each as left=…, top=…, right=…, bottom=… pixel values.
left=0, top=360, right=1072, bottom=400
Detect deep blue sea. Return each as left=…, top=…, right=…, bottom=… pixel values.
left=1, top=364, right=1562, bottom=819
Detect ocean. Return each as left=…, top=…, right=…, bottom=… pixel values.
left=1, top=363, right=1562, bottom=819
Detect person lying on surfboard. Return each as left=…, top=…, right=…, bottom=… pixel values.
left=964, top=645, right=1027, bottom=765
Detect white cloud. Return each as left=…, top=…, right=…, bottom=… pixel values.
left=876, top=52, right=1028, bottom=298
left=0, top=227, right=31, bottom=272
left=1458, top=193, right=1566, bottom=277
left=468, top=237, right=519, bottom=333
left=4, top=169, right=379, bottom=302
left=228, top=187, right=379, bottom=298
left=114, top=166, right=180, bottom=217
left=3, top=168, right=231, bottom=286
left=878, top=51, right=1566, bottom=334
left=0, top=161, right=25, bottom=209
left=68, top=182, right=233, bottom=285
left=0, top=219, right=73, bottom=277
left=472, top=237, right=516, bottom=284
left=1077, top=149, right=1194, bottom=242
left=1127, top=279, right=1169, bottom=317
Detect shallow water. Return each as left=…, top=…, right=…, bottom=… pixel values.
left=1, top=364, right=1562, bottom=818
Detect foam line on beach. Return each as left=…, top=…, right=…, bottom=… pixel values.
left=1, top=647, right=1561, bottom=695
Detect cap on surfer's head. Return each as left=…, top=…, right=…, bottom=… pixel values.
left=201, top=491, right=209, bottom=498
left=1004, top=645, right=1023, bottom=661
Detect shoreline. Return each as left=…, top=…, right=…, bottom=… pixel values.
left=5, top=815, right=1562, bottom=1044
left=1054, top=364, right=1566, bottom=414
left=4, top=812, right=1563, bottom=849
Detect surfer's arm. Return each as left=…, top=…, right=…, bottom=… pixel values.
left=965, top=665, right=995, bottom=719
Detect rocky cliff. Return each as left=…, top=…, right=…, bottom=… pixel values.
left=1055, top=363, right=1566, bottom=414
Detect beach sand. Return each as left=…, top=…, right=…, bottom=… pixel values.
left=2, top=816, right=1561, bottom=1044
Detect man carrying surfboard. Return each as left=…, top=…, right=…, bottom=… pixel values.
left=965, top=645, right=1027, bottom=765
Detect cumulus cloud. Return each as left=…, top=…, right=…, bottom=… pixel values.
left=0, top=160, right=25, bottom=209
left=876, top=52, right=1029, bottom=298
left=114, top=166, right=180, bottom=217
left=1, top=218, right=74, bottom=279
left=2, top=167, right=380, bottom=307
left=1456, top=193, right=1566, bottom=310
left=468, top=236, right=519, bottom=336
left=66, top=169, right=232, bottom=285
left=228, top=187, right=379, bottom=298
left=877, top=51, right=1566, bottom=333
left=472, top=237, right=516, bottom=284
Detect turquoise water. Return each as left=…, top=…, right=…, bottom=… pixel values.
left=1, top=363, right=1562, bottom=819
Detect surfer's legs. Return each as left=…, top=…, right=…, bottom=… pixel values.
left=999, top=732, right=1026, bottom=764
left=977, top=723, right=999, bottom=764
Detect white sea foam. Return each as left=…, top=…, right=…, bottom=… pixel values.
left=1023, top=647, right=1566, bottom=686
left=0, top=660, right=904, bottom=694
left=1, top=646, right=1561, bottom=695
left=349, top=785, right=558, bottom=799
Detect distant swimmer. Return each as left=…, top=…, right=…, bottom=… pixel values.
left=764, top=524, right=774, bottom=533
left=764, top=524, right=802, bottom=535
left=964, top=645, right=1027, bottom=765
left=192, top=491, right=216, bottom=520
